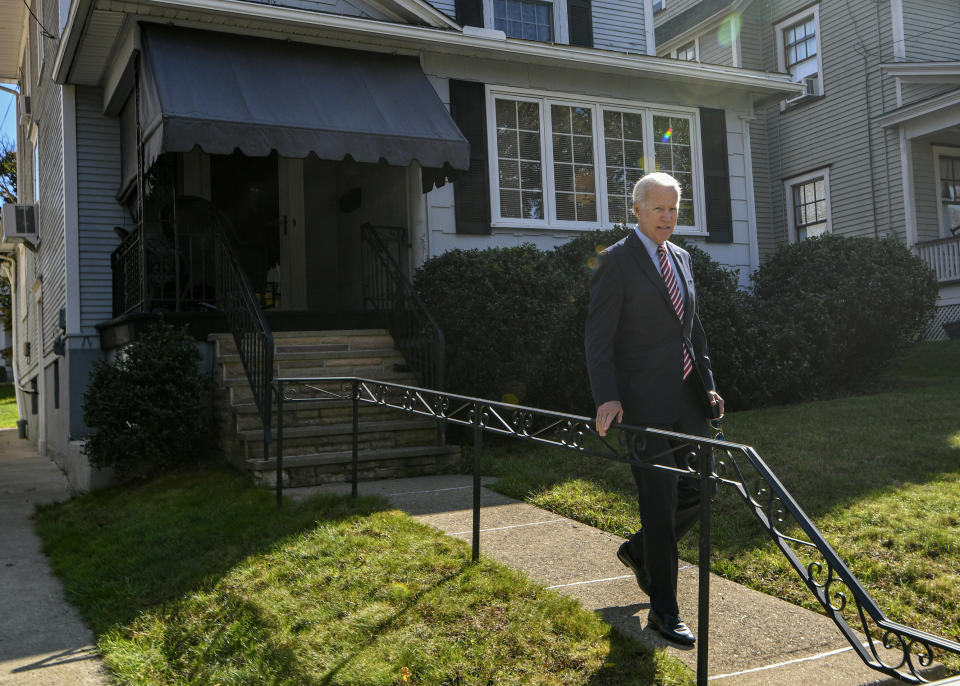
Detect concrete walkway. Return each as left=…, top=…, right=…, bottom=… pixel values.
left=0, top=429, right=108, bottom=686
left=291, top=474, right=937, bottom=686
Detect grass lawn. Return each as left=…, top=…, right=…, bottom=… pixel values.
left=35, top=469, right=693, bottom=685
left=0, top=382, right=18, bottom=429
left=475, top=341, right=960, bottom=669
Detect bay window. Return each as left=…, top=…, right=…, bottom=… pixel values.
left=487, top=88, right=704, bottom=232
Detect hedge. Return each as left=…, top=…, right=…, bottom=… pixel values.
left=414, top=232, right=938, bottom=414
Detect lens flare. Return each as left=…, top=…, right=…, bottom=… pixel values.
left=661, top=128, right=673, bottom=143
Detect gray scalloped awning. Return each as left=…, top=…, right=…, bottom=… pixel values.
left=136, top=24, right=469, bottom=191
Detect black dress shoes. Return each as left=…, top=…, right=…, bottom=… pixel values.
left=647, top=610, right=696, bottom=645
left=616, top=540, right=650, bottom=597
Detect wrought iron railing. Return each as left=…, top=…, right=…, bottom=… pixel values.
left=109, top=220, right=218, bottom=316
left=360, top=224, right=445, bottom=390
left=273, top=375, right=960, bottom=686
left=917, top=235, right=960, bottom=284
left=109, top=207, right=275, bottom=459
left=214, top=224, right=275, bottom=454
left=111, top=225, right=145, bottom=316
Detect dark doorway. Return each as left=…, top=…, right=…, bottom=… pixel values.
left=211, top=152, right=280, bottom=305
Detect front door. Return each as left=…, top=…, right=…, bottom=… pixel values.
left=278, top=158, right=308, bottom=309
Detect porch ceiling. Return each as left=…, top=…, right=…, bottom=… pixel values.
left=0, top=1, right=28, bottom=82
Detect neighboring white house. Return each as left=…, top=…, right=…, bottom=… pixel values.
left=654, top=0, right=960, bottom=340
left=0, top=0, right=798, bottom=490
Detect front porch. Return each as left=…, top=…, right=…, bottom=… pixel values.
left=917, top=234, right=960, bottom=340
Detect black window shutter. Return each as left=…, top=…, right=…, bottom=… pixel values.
left=699, top=107, right=733, bottom=244
left=450, top=80, right=492, bottom=235
left=455, top=0, right=484, bottom=27
left=567, top=0, right=593, bottom=47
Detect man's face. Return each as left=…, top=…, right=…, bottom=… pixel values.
left=633, top=185, right=679, bottom=245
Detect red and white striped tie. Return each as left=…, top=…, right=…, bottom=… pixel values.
left=657, top=245, right=693, bottom=381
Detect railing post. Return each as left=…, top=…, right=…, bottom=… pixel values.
left=472, top=402, right=483, bottom=563
left=697, top=443, right=712, bottom=686
left=352, top=379, right=359, bottom=498
left=276, top=382, right=284, bottom=507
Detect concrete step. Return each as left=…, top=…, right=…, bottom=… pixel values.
left=249, top=445, right=462, bottom=488
left=236, top=418, right=441, bottom=459
left=210, top=330, right=395, bottom=355
left=223, top=368, right=415, bottom=404
left=218, top=349, right=407, bottom=378
left=231, top=399, right=403, bottom=431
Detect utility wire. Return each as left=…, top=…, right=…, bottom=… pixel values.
left=0, top=97, right=14, bottom=135
left=23, top=0, right=56, bottom=40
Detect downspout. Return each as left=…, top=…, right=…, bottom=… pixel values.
left=0, top=254, right=26, bottom=426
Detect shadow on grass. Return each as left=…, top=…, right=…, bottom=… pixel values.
left=318, top=564, right=470, bottom=685
left=34, top=467, right=390, bottom=638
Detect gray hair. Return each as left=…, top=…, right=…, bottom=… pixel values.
left=632, top=172, right=682, bottom=208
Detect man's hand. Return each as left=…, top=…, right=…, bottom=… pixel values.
left=595, top=400, right=623, bottom=436
left=708, top=391, right=724, bottom=418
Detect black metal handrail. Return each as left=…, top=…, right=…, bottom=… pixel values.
left=360, top=224, right=445, bottom=390
left=273, top=375, right=960, bottom=686
left=214, top=225, right=275, bottom=454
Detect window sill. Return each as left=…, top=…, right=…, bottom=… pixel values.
left=780, top=93, right=826, bottom=112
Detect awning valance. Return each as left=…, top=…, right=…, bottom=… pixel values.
left=135, top=24, right=469, bottom=190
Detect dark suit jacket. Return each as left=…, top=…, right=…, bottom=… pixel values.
left=585, top=230, right=715, bottom=426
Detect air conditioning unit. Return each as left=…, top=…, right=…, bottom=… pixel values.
left=786, top=76, right=821, bottom=104
left=1, top=203, right=39, bottom=247
left=18, top=95, right=32, bottom=125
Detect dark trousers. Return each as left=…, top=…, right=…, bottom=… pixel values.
left=626, top=378, right=715, bottom=618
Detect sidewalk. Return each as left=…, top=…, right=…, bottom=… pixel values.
left=0, top=429, right=108, bottom=686
left=291, top=474, right=933, bottom=686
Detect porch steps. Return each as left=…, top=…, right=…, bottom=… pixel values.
left=210, top=329, right=460, bottom=487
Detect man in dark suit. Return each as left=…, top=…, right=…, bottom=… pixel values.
left=585, top=172, right=723, bottom=645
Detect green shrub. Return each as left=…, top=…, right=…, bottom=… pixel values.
left=415, top=244, right=569, bottom=406
left=414, top=231, right=937, bottom=416
left=83, top=321, right=210, bottom=477
left=750, top=234, right=938, bottom=401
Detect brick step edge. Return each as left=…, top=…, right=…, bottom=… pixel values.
left=247, top=444, right=462, bottom=470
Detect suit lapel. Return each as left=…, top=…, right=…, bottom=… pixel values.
left=625, top=231, right=674, bottom=312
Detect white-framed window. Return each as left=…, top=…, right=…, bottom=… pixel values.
left=484, top=0, right=568, bottom=42
left=486, top=86, right=705, bottom=233
left=785, top=168, right=831, bottom=242
left=673, top=39, right=698, bottom=62
left=653, top=0, right=664, bottom=14
left=775, top=5, right=823, bottom=96
left=934, top=146, right=960, bottom=238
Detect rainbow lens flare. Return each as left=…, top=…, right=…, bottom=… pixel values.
left=661, top=128, right=673, bottom=143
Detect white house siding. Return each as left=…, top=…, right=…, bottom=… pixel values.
left=901, top=0, right=960, bottom=63
left=419, top=56, right=755, bottom=282
left=911, top=139, right=939, bottom=243
left=738, top=1, right=767, bottom=72
left=35, top=0, right=67, bottom=359
left=593, top=0, right=648, bottom=54
left=75, top=86, right=126, bottom=335
left=426, top=0, right=456, bottom=20
left=899, top=82, right=957, bottom=109
left=698, top=25, right=733, bottom=65
left=654, top=0, right=704, bottom=26
left=753, top=0, right=904, bottom=250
